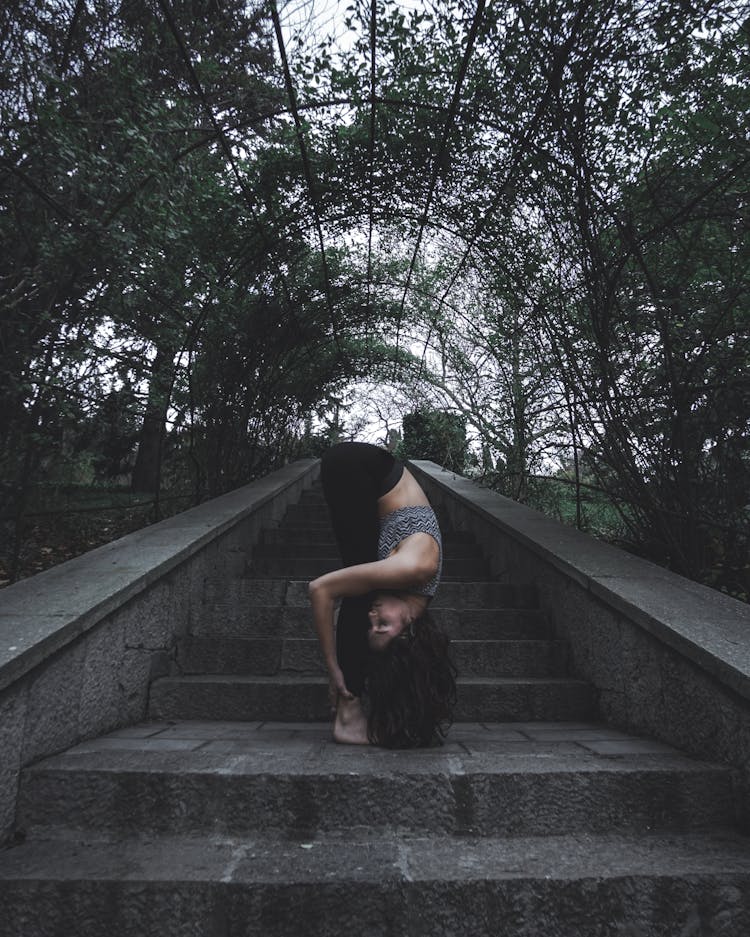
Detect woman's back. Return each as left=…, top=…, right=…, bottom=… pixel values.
left=378, top=505, right=443, bottom=597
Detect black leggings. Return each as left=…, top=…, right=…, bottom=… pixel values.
left=320, top=443, right=404, bottom=696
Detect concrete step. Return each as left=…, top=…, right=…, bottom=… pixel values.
left=455, top=676, right=595, bottom=721
left=261, top=526, right=340, bottom=546
left=201, top=578, right=539, bottom=611
left=17, top=723, right=736, bottom=838
left=177, top=636, right=569, bottom=678
left=191, top=604, right=553, bottom=640
left=4, top=472, right=748, bottom=937
left=282, top=504, right=335, bottom=525
left=247, top=556, right=489, bottom=580
left=148, top=675, right=595, bottom=722
left=2, top=830, right=750, bottom=936
left=297, top=491, right=326, bottom=504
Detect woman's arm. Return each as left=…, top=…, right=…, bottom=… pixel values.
left=311, top=534, right=438, bottom=601
left=308, top=578, right=353, bottom=704
left=308, top=534, right=438, bottom=698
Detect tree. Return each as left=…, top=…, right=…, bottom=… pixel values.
left=397, top=409, right=468, bottom=472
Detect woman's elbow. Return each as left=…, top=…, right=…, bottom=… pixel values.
left=308, top=577, right=322, bottom=600
left=309, top=575, right=336, bottom=603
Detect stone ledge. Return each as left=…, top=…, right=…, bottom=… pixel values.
left=3, top=829, right=750, bottom=882
left=0, top=460, right=318, bottom=693
left=409, top=461, right=750, bottom=704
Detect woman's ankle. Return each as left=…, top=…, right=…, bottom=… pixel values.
left=333, top=696, right=369, bottom=744
left=336, top=695, right=361, bottom=723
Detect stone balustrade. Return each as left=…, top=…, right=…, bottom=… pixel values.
left=410, top=459, right=750, bottom=828
left=0, top=459, right=320, bottom=843
left=3, top=454, right=749, bottom=848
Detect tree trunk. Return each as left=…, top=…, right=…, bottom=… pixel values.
left=131, top=345, right=174, bottom=494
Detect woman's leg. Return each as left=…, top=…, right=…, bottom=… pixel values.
left=333, top=695, right=369, bottom=744
left=320, top=443, right=397, bottom=696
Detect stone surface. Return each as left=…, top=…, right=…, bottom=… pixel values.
left=3, top=467, right=750, bottom=934
left=78, top=617, right=140, bottom=735
left=0, top=688, right=26, bottom=842
left=0, top=460, right=322, bottom=846
left=410, top=461, right=750, bottom=700
left=432, top=581, right=538, bottom=609
left=0, top=459, right=319, bottom=693
left=194, top=602, right=552, bottom=641
left=451, top=639, right=567, bottom=677
left=21, top=639, right=86, bottom=764
left=121, top=580, right=175, bottom=651
left=177, top=636, right=284, bottom=675
left=148, top=674, right=596, bottom=723
left=280, top=638, right=326, bottom=673
left=410, top=460, right=750, bottom=828
left=2, top=832, right=750, bottom=937
left=148, top=674, right=331, bottom=722
left=177, top=636, right=568, bottom=678
left=16, top=721, right=737, bottom=838
left=454, top=676, right=595, bottom=722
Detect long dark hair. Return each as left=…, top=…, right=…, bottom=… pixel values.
left=366, top=612, right=457, bottom=748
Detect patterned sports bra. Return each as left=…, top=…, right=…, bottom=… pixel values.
left=378, top=505, right=443, bottom=598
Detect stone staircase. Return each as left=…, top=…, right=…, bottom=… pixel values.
left=2, top=484, right=750, bottom=935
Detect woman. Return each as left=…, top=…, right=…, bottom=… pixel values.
left=308, top=442, right=457, bottom=747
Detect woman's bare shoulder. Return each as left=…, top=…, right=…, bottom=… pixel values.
left=378, top=469, right=430, bottom=515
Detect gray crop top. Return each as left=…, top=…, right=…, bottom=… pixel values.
left=378, top=505, right=443, bottom=598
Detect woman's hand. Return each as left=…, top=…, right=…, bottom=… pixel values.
left=327, top=662, right=354, bottom=714
left=309, top=578, right=354, bottom=712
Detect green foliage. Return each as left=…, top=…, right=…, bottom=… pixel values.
left=397, top=410, right=468, bottom=472
left=1, top=0, right=748, bottom=597
left=522, top=477, right=629, bottom=544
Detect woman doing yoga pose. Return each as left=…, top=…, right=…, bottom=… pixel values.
left=308, top=442, right=457, bottom=747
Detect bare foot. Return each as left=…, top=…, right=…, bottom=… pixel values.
left=333, top=696, right=369, bottom=745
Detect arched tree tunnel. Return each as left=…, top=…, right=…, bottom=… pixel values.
left=1, top=0, right=748, bottom=593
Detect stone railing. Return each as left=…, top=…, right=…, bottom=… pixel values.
left=3, top=454, right=749, bottom=840
left=0, top=459, right=320, bottom=843
left=409, top=459, right=750, bottom=828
